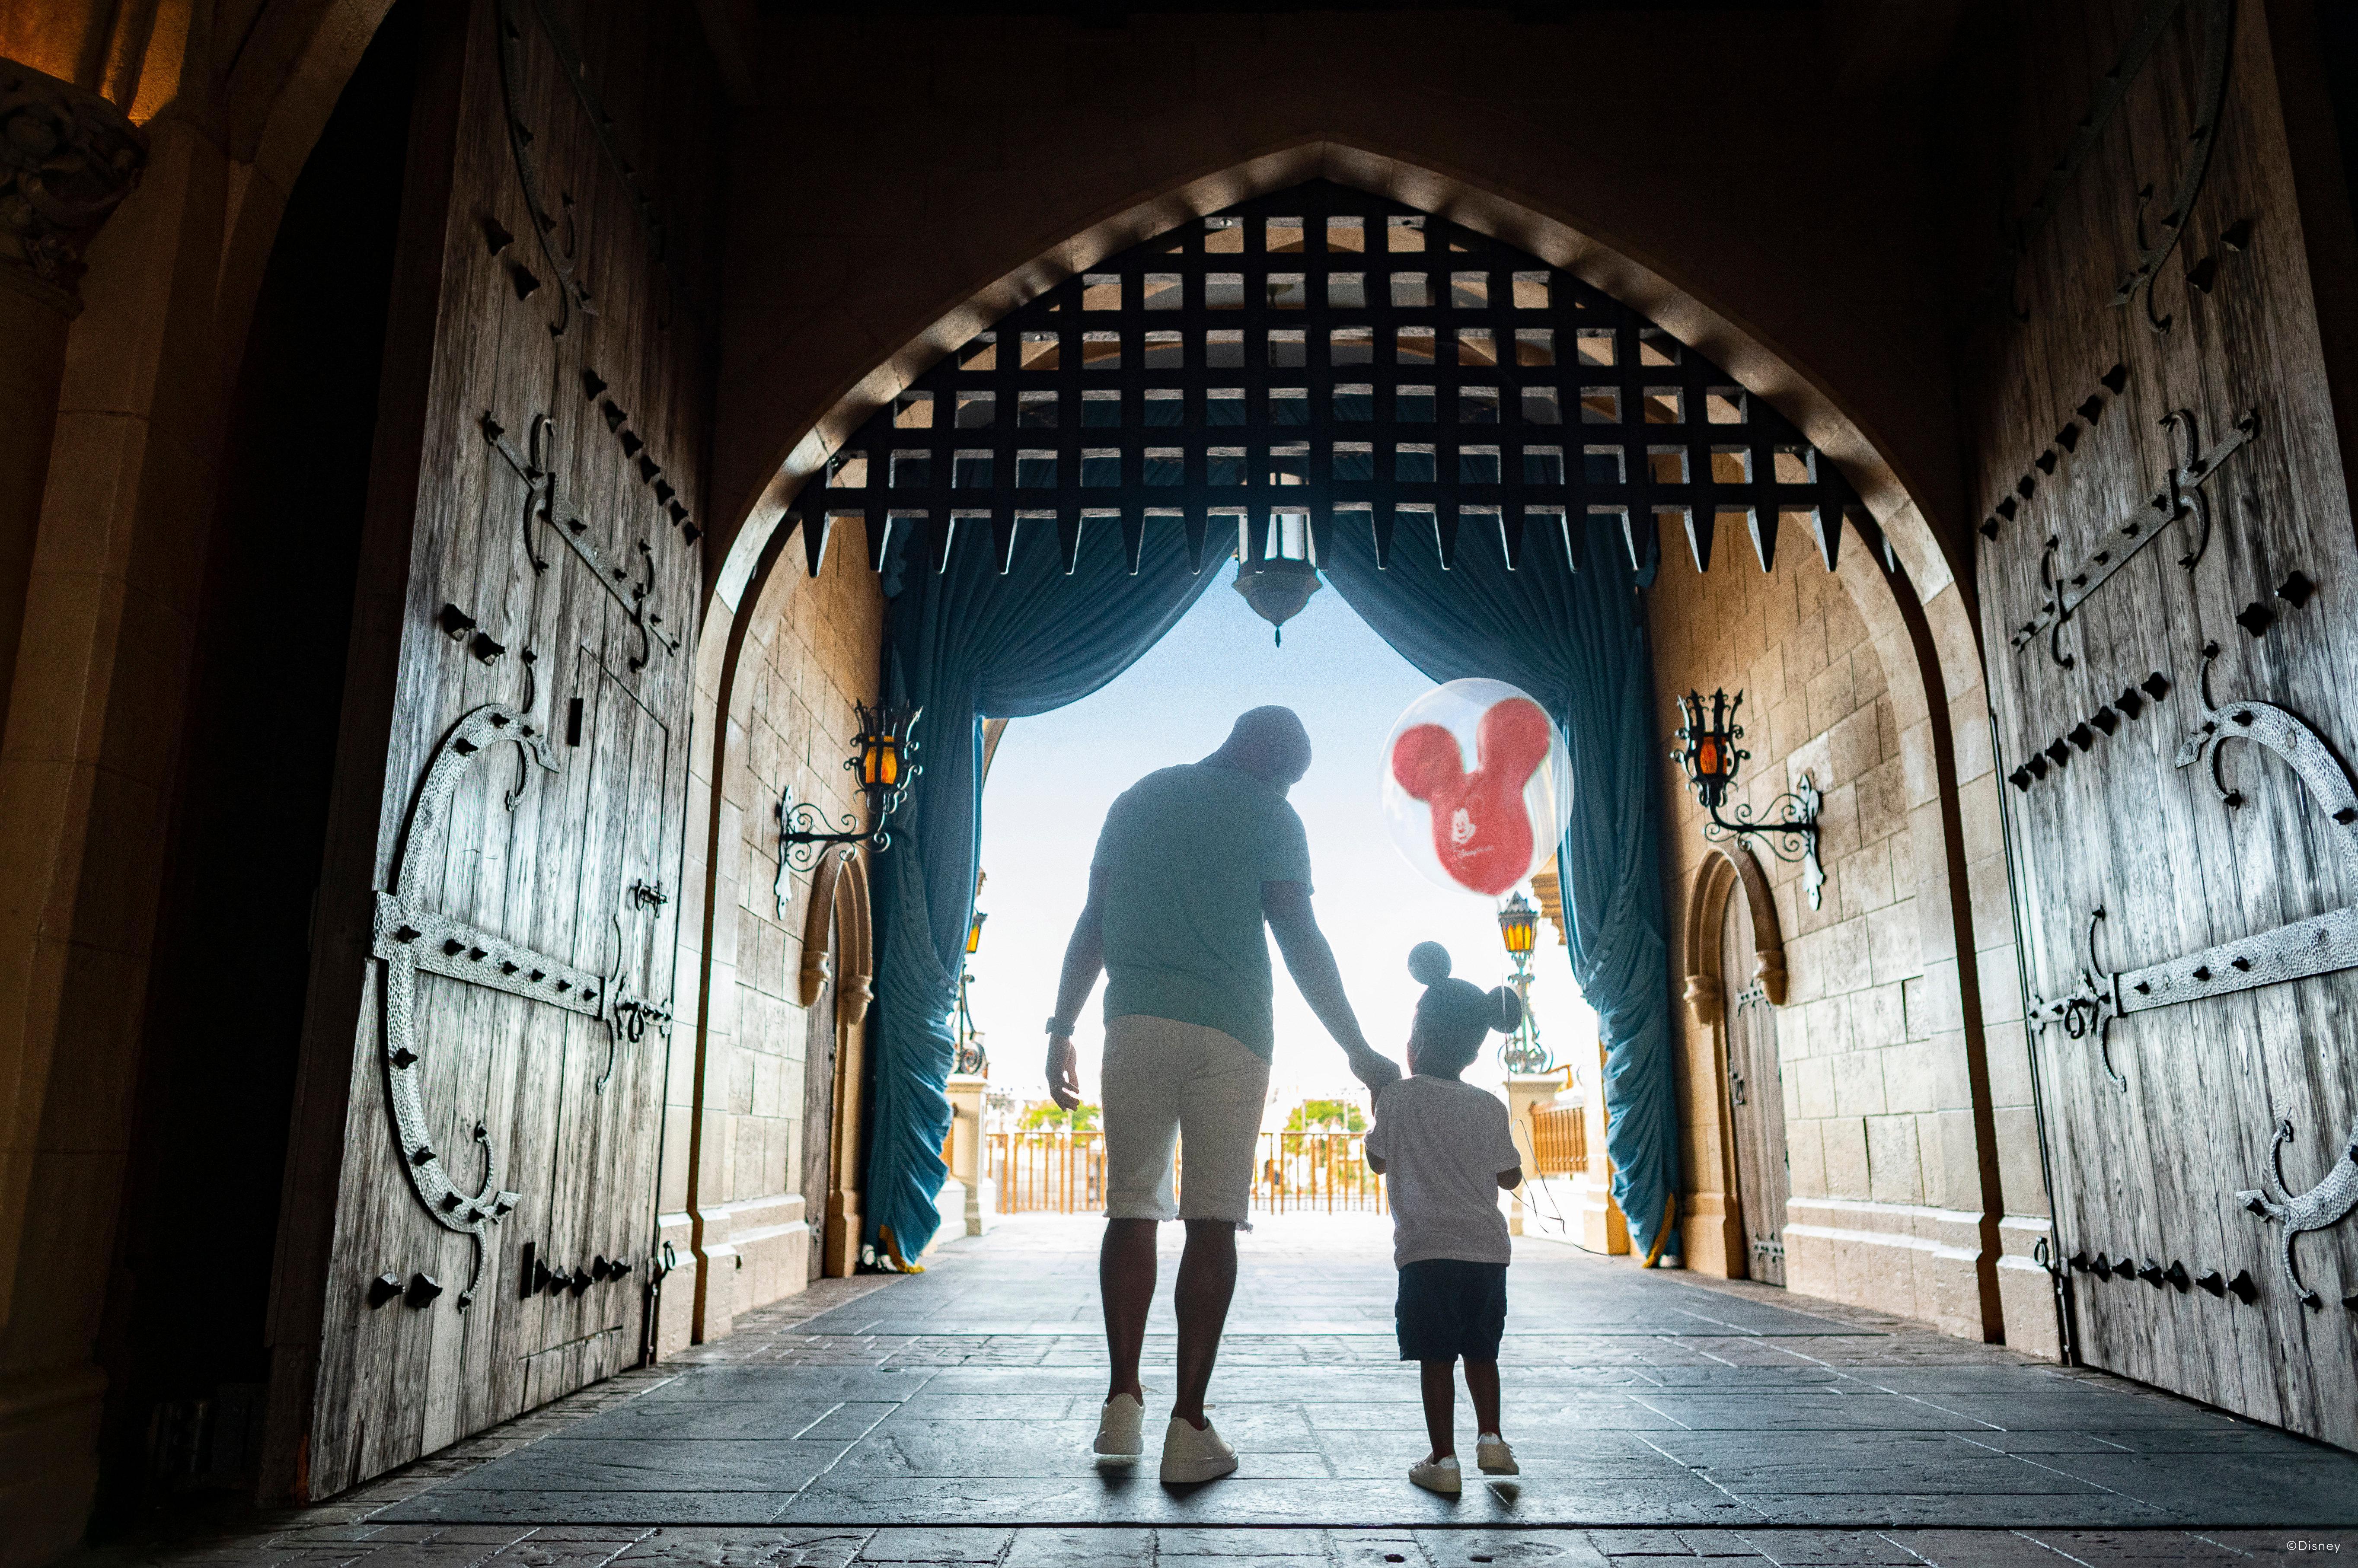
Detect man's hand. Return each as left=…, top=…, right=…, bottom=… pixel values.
left=1047, top=1035, right=1082, bottom=1110
left=1347, top=1043, right=1401, bottom=1094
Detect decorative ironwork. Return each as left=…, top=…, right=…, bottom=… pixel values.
left=2030, top=646, right=2358, bottom=1087
left=812, top=182, right=1874, bottom=588
left=2011, top=408, right=2257, bottom=664
left=0, top=58, right=147, bottom=314
left=777, top=703, right=923, bottom=873
left=1670, top=688, right=1825, bottom=909
left=371, top=703, right=671, bottom=1306
left=2235, top=1112, right=2358, bottom=1311
left=2112, top=0, right=2238, bottom=335
left=482, top=411, right=680, bottom=670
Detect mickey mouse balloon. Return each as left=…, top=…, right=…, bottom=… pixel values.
left=1381, top=679, right=1571, bottom=897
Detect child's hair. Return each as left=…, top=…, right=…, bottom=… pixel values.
left=1406, top=941, right=1523, bottom=1073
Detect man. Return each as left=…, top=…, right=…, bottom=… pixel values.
left=1046, top=705, right=1400, bottom=1483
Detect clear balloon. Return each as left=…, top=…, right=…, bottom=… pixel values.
left=1379, top=678, right=1572, bottom=897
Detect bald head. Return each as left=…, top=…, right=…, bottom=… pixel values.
left=1207, top=706, right=1312, bottom=792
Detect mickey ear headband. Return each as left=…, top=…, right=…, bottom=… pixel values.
left=1408, top=942, right=1527, bottom=1035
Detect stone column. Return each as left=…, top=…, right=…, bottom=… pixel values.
left=1575, top=1036, right=1630, bottom=1255
left=0, top=54, right=147, bottom=1568
left=0, top=60, right=145, bottom=743
left=944, top=1074, right=996, bottom=1238
left=1501, top=1073, right=1563, bottom=1238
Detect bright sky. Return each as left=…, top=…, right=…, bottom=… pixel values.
left=973, top=575, right=1597, bottom=1116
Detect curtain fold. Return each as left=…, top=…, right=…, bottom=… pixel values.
left=862, top=521, right=1219, bottom=1261
left=1324, top=515, right=1680, bottom=1258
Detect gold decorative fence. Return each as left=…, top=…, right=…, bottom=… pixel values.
left=1527, top=1102, right=1587, bottom=1176
left=986, top=1128, right=1385, bottom=1215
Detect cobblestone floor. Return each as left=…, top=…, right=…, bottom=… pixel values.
left=70, top=1216, right=2358, bottom=1567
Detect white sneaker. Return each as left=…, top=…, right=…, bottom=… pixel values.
left=1410, top=1453, right=1462, bottom=1494
left=1158, top=1415, right=1238, bottom=1482
left=1094, top=1393, right=1145, bottom=1459
left=1476, top=1433, right=1519, bottom=1474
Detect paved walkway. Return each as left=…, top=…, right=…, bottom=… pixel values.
left=80, top=1216, right=2358, bottom=1567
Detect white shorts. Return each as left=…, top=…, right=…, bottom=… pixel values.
left=1101, top=1014, right=1271, bottom=1223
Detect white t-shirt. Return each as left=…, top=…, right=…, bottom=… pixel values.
left=1366, top=1075, right=1524, bottom=1268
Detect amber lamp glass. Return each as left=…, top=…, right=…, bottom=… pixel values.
left=1673, top=688, right=1746, bottom=811
left=854, top=702, right=920, bottom=800
left=1497, top=891, right=1538, bottom=961
left=966, top=910, right=988, bottom=956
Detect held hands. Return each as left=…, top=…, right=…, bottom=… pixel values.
left=1347, top=1041, right=1402, bottom=1094
left=1047, top=1035, right=1082, bottom=1111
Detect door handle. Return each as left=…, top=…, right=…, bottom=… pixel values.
left=1728, top=1068, right=1747, bottom=1106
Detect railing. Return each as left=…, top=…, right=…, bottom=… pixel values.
left=989, top=1130, right=1107, bottom=1214
left=1527, top=1102, right=1587, bottom=1176
left=985, top=1127, right=1386, bottom=1215
left=1250, top=1129, right=1385, bottom=1214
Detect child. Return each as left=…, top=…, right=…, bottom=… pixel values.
left=1363, top=941, right=1526, bottom=1495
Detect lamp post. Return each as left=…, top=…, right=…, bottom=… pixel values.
left=952, top=901, right=988, bottom=1078
left=1670, top=688, right=1826, bottom=909
left=777, top=702, right=922, bottom=876
left=1496, top=890, right=1552, bottom=1074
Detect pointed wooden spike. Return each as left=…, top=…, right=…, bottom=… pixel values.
left=1684, top=508, right=1716, bottom=573
left=1183, top=513, right=1208, bottom=574
left=1372, top=509, right=1396, bottom=570
left=992, top=513, right=1020, bottom=576
left=1499, top=511, right=1525, bottom=571
left=1556, top=510, right=1579, bottom=572
left=1435, top=511, right=1459, bottom=570
left=1749, top=509, right=1779, bottom=573
left=932, top=514, right=957, bottom=574
left=1121, top=513, right=1145, bottom=576
left=1058, top=514, right=1084, bottom=576
left=1622, top=510, right=1648, bottom=573
left=866, top=513, right=896, bottom=573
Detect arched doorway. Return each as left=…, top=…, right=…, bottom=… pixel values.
left=1717, top=864, right=1788, bottom=1286
left=93, top=5, right=421, bottom=1517
left=795, top=849, right=874, bottom=1279
left=801, top=180, right=1870, bottom=1272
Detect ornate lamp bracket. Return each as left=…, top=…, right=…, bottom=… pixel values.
left=1699, top=772, right=1825, bottom=911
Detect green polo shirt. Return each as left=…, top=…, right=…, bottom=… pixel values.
left=1092, top=761, right=1313, bottom=1061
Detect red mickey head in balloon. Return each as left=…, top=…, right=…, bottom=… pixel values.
left=1388, top=696, right=1554, bottom=896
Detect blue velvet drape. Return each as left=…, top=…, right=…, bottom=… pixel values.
left=862, top=523, right=1218, bottom=1261
left=1324, top=516, right=1681, bottom=1258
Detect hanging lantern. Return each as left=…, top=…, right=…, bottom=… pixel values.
left=1233, top=506, right=1322, bottom=645
left=966, top=908, right=988, bottom=956
left=1671, top=689, right=1746, bottom=810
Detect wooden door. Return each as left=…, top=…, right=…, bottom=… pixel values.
left=1966, top=0, right=2358, bottom=1447
left=803, top=908, right=839, bottom=1284
left=1721, top=892, right=1788, bottom=1287
left=263, top=0, right=718, bottom=1498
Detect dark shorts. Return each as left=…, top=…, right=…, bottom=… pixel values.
left=1395, top=1259, right=1508, bottom=1362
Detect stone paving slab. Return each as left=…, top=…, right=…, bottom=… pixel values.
left=64, top=1218, right=2358, bottom=1566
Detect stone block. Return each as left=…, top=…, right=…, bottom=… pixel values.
left=1785, top=1116, right=1828, bottom=1198
left=1923, top=1106, right=1983, bottom=1210
left=1806, top=648, right=1856, bottom=736
left=1828, top=702, right=1881, bottom=791
left=1822, top=1115, right=1870, bottom=1198
left=1856, top=752, right=1908, bottom=847
left=1794, top=1053, right=1837, bottom=1119
left=1832, top=1049, right=1886, bottom=1118
left=1866, top=901, right=1921, bottom=986
left=1865, top=1112, right=1923, bottom=1203
left=1994, top=1103, right=2049, bottom=1216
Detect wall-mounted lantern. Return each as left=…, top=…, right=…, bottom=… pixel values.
left=778, top=702, right=922, bottom=876
left=1496, top=890, right=1552, bottom=1075
left=1670, top=688, right=1825, bottom=908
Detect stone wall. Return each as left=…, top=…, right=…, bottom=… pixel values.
left=1646, top=516, right=2026, bottom=1343
left=665, top=546, right=883, bottom=1345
